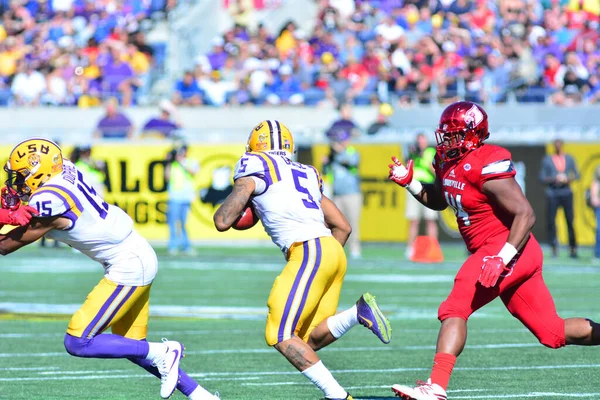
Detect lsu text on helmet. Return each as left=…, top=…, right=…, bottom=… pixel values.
left=435, top=101, right=489, bottom=163
left=246, top=120, right=295, bottom=157
left=5, top=138, right=64, bottom=198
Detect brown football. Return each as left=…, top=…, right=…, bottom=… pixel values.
left=232, top=204, right=259, bottom=230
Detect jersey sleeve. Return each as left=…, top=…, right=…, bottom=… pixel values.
left=307, top=165, right=324, bottom=194
left=28, top=188, right=82, bottom=228
left=479, top=147, right=516, bottom=187
left=233, top=153, right=277, bottom=196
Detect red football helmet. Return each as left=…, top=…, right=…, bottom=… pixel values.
left=435, top=101, right=489, bottom=162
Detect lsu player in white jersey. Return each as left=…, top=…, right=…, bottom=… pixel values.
left=0, top=138, right=218, bottom=400
left=214, top=120, right=393, bottom=400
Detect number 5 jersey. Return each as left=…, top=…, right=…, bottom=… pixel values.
left=434, top=144, right=517, bottom=254
left=28, top=159, right=156, bottom=286
left=233, top=152, right=332, bottom=256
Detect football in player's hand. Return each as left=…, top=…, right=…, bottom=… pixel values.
left=232, top=204, right=259, bottom=230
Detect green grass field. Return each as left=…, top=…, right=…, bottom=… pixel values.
left=1, top=243, right=600, bottom=400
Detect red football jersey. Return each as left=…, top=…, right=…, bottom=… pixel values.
left=434, top=144, right=517, bottom=253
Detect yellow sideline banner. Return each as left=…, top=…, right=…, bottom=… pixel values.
left=0, top=143, right=270, bottom=241
left=547, top=143, right=600, bottom=247
left=311, top=144, right=408, bottom=242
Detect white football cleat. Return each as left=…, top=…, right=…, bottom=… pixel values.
left=152, top=338, right=184, bottom=399
left=392, top=380, right=447, bottom=400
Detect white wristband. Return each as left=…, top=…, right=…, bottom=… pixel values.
left=497, top=242, right=518, bottom=265
left=406, top=180, right=423, bottom=196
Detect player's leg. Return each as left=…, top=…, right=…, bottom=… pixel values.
left=546, top=194, right=559, bottom=256
left=404, top=195, right=420, bottom=258
left=346, top=192, right=362, bottom=258
left=500, top=271, right=567, bottom=348
left=596, top=207, right=600, bottom=259
left=424, top=206, right=439, bottom=238
left=113, top=288, right=218, bottom=399
left=179, top=201, right=191, bottom=253
left=266, top=238, right=349, bottom=400
left=562, top=191, right=577, bottom=257
left=63, top=278, right=153, bottom=360
left=306, top=261, right=391, bottom=349
left=392, top=249, right=500, bottom=399
left=167, top=200, right=179, bottom=253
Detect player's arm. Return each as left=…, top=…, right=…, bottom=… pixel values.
left=0, top=216, right=68, bottom=255
left=483, top=177, right=535, bottom=251
left=388, top=157, right=447, bottom=211
left=213, top=177, right=256, bottom=232
left=322, top=195, right=352, bottom=246
left=478, top=177, right=536, bottom=288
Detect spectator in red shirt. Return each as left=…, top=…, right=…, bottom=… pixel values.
left=341, top=56, right=369, bottom=95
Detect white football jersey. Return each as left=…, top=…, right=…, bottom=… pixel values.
left=234, top=152, right=332, bottom=254
left=28, top=160, right=157, bottom=285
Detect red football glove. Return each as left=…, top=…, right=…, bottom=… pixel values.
left=1, top=186, right=21, bottom=211
left=0, top=206, right=39, bottom=226
left=388, top=157, right=414, bottom=187
left=478, top=256, right=511, bottom=288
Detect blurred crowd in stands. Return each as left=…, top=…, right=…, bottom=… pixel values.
left=174, top=0, right=600, bottom=107
left=1, top=0, right=599, bottom=108
left=0, top=0, right=173, bottom=106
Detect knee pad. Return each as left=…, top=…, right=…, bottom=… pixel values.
left=63, top=333, right=89, bottom=357
left=438, top=300, right=470, bottom=322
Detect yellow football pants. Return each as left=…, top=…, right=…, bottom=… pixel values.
left=67, top=277, right=151, bottom=340
left=265, top=236, right=347, bottom=346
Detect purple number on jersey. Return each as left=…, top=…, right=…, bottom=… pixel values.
left=292, top=169, right=319, bottom=209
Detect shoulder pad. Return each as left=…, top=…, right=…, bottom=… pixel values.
left=29, top=184, right=83, bottom=223
left=234, top=152, right=282, bottom=185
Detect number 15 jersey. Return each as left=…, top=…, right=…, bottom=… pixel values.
left=28, top=160, right=136, bottom=266
left=233, top=152, right=332, bottom=255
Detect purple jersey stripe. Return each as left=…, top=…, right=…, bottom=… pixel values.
left=278, top=241, right=310, bottom=343
left=267, top=120, right=275, bottom=150
left=291, top=238, right=322, bottom=334
left=247, top=153, right=272, bottom=186
left=262, top=153, right=282, bottom=181
left=82, top=285, right=124, bottom=338
left=246, top=172, right=270, bottom=196
left=30, top=190, right=70, bottom=218
left=62, top=210, right=79, bottom=230
left=42, top=184, right=84, bottom=213
left=93, top=286, right=137, bottom=337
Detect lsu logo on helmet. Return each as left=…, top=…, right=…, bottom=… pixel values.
left=246, top=120, right=294, bottom=156
left=4, top=138, right=64, bottom=197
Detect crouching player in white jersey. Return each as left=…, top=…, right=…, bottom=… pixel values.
left=0, top=139, right=218, bottom=400
left=214, top=121, right=393, bottom=400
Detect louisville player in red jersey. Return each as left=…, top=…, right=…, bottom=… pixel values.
left=388, top=101, right=600, bottom=400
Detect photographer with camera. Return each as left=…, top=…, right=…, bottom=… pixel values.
left=165, top=144, right=199, bottom=256
left=405, top=132, right=438, bottom=259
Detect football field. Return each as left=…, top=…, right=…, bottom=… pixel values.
left=1, top=243, right=600, bottom=400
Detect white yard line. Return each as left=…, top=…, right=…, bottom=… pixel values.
left=0, top=342, right=541, bottom=358
left=452, top=393, right=600, bottom=399
left=3, top=364, right=600, bottom=384
left=0, top=367, right=58, bottom=371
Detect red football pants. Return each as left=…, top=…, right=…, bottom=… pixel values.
left=438, top=235, right=566, bottom=349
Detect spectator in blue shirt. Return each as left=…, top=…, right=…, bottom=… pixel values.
left=265, top=65, right=304, bottom=105
left=172, top=71, right=203, bottom=106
